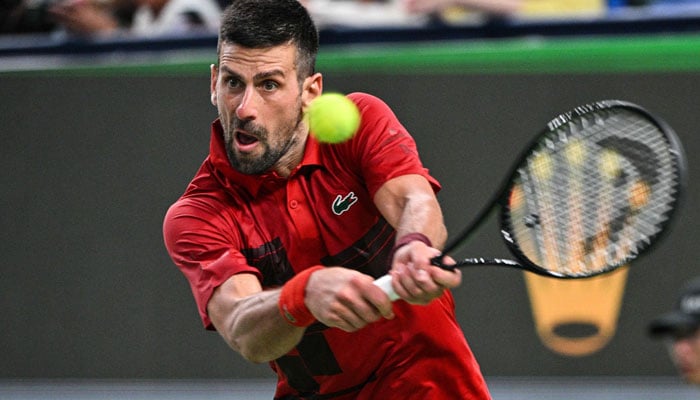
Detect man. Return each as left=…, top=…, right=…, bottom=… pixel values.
left=649, top=276, right=700, bottom=385
left=163, top=0, right=490, bottom=398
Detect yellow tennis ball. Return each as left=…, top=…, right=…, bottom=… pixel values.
left=307, top=93, right=361, bottom=144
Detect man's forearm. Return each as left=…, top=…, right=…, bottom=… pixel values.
left=395, top=192, right=448, bottom=249
left=210, top=287, right=305, bottom=363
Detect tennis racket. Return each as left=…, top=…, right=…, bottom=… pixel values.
left=375, top=100, right=686, bottom=300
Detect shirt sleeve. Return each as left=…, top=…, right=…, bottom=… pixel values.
left=163, top=195, right=262, bottom=329
left=346, top=92, right=441, bottom=198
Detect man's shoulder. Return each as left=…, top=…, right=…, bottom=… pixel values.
left=169, top=162, right=244, bottom=215
left=347, top=92, right=384, bottom=108
left=346, top=92, right=397, bottom=123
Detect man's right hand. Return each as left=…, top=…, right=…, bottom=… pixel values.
left=304, top=267, right=395, bottom=332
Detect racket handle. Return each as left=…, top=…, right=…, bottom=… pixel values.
left=373, top=274, right=399, bottom=301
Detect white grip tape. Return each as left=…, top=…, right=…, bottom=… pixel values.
left=373, top=274, right=399, bottom=301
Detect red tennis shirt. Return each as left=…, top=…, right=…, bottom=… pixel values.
left=163, top=93, right=490, bottom=399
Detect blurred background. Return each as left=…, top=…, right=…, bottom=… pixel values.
left=2, top=0, right=700, bottom=398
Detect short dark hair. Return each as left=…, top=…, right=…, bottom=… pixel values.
left=218, top=0, right=319, bottom=79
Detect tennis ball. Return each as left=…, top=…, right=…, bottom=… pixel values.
left=307, top=93, right=361, bottom=144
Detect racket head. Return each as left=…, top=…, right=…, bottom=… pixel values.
left=500, top=100, right=686, bottom=278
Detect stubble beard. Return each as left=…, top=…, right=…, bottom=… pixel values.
left=224, top=110, right=304, bottom=175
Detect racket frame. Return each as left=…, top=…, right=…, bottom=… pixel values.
left=435, top=99, right=687, bottom=279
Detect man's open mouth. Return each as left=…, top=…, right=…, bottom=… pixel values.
left=235, top=131, right=260, bottom=150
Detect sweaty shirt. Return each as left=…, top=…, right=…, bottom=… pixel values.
left=163, top=92, right=491, bottom=399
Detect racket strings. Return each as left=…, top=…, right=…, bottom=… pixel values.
left=507, top=108, right=681, bottom=277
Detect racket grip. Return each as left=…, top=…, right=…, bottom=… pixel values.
left=373, top=274, right=400, bottom=301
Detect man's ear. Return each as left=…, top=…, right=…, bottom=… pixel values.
left=210, top=63, right=218, bottom=107
left=302, top=72, right=323, bottom=111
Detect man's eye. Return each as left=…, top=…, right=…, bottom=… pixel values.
left=226, top=78, right=242, bottom=89
left=262, top=81, right=279, bottom=91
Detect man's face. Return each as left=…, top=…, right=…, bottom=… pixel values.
left=210, top=42, right=319, bottom=175
left=668, top=328, right=700, bottom=384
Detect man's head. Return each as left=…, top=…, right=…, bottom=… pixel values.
left=649, top=277, right=700, bottom=384
left=217, top=0, right=319, bottom=82
left=210, top=0, right=322, bottom=176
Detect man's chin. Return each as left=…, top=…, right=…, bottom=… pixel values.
left=228, top=154, right=274, bottom=176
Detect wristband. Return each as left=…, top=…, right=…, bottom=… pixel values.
left=389, top=233, right=432, bottom=262
left=278, top=265, right=324, bottom=327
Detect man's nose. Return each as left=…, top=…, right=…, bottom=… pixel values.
left=236, top=87, right=259, bottom=121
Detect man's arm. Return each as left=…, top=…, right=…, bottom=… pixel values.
left=208, top=269, right=396, bottom=363
left=374, top=174, right=447, bottom=246
left=207, top=273, right=305, bottom=363
left=373, top=174, right=462, bottom=304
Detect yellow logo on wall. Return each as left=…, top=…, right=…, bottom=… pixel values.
left=524, top=265, right=629, bottom=357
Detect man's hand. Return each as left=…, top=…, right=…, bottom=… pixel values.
left=304, top=267, right=395, bottom=332
left=389, top=241, right=462, bottom=304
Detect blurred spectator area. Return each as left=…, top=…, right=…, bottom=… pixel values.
left=0, top=0, right=699, bottom=72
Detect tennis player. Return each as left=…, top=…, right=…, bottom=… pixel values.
left=649, top=276, right=700, bottom=385
left=162, top=0, right=490, bottom=398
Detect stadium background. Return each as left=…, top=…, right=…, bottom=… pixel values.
left=1, top=5, right=700, bottom=398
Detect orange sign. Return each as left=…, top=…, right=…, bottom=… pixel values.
left=524, top=265, right=629, bottom=356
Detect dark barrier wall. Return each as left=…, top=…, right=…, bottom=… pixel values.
left=2, top=35, right=699, bottom=379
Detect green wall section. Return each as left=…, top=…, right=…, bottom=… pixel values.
left=319, top=34, right=700, bottom=74
left=2, top=33, right=700, bottom=76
